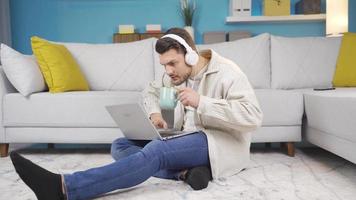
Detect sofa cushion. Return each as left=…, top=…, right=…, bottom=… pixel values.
left=271, top=35, right=341, bottom=89
left=152, top=39, right=166, bottom=82
left=0, top=44, right=46, bottom=96
left=196, top=33, right=271, bottom=89
left=3, top=91, right=142, bottom=127
left=332, top=32, right=356, bottom=87
left=31, top=36, right=89, bottom=93
left=254, top=89, right=304, bottom=126
left=304, top=88, right=356, bottom=143
left=62, top=38, right=156, bottom=91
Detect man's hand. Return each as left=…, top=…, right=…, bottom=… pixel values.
left=178, top=87, right=200, bottom=108
left=150, top=113, right=168, bottom=129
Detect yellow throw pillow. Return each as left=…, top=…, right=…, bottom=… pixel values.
left=332, top=32, right=356, bottom=87
left=31, top=36, right=89, bottom=93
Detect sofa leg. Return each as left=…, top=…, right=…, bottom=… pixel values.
left=280, top=142, right=295, bottom=157
left=287, top=142, right=295, bottom=157
left=0, top=143, right=9, bottom=157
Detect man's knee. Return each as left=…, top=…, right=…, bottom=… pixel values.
left=142, top=139, right=166, bottom=158
left=111, top=137, right=131, bottom=150
left=110, top=137, right=132, bottom=160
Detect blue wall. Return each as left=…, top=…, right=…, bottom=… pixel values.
left=10, top=0, right=356, bottom=54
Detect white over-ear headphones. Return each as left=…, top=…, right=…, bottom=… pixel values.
left=161, top=34, right=199, bottom=66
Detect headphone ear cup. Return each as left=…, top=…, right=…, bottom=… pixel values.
left=185, top=51, right=199, bottom=66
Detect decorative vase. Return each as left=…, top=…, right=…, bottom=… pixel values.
left=184, top=26, right=195, bottom=42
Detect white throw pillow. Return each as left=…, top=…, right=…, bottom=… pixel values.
left=197, top=33, right=271, bottom=89
left=0, top=44, right=46, bottom=96
left=61, top=38, right=156, bottom=91
left=271, top=35, right=342, bottom=89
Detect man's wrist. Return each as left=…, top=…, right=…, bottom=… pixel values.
left=149, top=113, right=162, bottom=119
left=193, top=95, right=201, bottom=108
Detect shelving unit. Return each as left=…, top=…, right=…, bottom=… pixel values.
left=226, top=14, right=326, bottom=23
left=113, top=33, right=164, bottom=43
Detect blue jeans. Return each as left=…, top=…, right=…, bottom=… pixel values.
left=63, top=131, right=209, bottom=200
left=111, top=138, right=183, bottom=180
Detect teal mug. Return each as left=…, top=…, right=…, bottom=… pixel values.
left=159, top=87, right=178, bottom=110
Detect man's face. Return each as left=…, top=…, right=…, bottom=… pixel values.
left=159, top=49, right=192, bottom=86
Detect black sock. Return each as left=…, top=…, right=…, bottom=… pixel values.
left=184, top=166, right=212, bottom=190
left=10, top=152, right=65, bottom=200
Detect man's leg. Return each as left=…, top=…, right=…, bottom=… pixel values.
left=63, top=131, right=210, bottom=199
left=110, top=137, right=183, bottom=180
left=11, top=131, right=210, bottom=200
left=110, top=137, right=149, bottom=161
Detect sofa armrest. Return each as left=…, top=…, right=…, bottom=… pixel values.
left=0, top=65, right=16, bottom=143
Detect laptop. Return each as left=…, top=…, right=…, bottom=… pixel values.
left=105, top=103, right=195, bottom=141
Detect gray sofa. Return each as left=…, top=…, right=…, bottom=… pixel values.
left=304, top=89, right=356, bottom=163
left=1, top=34, right=354, bottom=165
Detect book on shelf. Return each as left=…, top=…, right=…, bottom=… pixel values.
left=230, top=0, right=252, bottom=16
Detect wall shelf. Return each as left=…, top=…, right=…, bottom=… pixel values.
left=226, top=14, right=326, bottom=23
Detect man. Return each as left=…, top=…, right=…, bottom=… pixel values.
left=10, top=28, right=263, bottom=200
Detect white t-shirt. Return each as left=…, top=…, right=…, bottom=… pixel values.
left=182, top=65, right=208, bottom=132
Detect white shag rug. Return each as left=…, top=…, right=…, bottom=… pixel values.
left=1, top=147, right=356, bottom=200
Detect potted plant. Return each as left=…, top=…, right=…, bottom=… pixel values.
left=180, top=0, right=196, bottom=41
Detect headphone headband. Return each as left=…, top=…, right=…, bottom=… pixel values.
left=161, top=34, right=199, bottom=66
left=162, top=34, right=194, bottom=52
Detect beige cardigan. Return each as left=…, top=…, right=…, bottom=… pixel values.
left=143, top=50, right=263, bottom=179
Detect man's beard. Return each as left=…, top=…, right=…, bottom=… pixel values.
left=173, top=71, right=191, bottom=86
